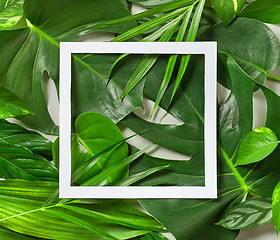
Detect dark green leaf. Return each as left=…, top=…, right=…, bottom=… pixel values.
left=239, top=0, right=280, bottom=24
left=0, top=120, right=53, bottom=159
left=0, top=0, right=24, bottom=30
left=0, top=0, right=137, bottom=134
left=218, top=198, right=272, bottom=230
left=272, top=180, right=280, bottom=233
left=235, top=127, right=279, bottom=166
left=136, top=232, right=169, bottom=240
left=0, top=142, right=58, bottom=181
left=0, top=86, right=32, bottom=119
left=211, top=0, right=246, bottom=26
left=199, top=18, right=280, bottom=87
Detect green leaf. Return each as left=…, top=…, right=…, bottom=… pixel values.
left=218, top=198, right=272, bottom=230
left=235, top=127, right=279, bottom=166
left=0, top=0, right=137, bottom=134
left=0, top=120, right=53, bottom=159
left=0, top=180, right=162, bottom=240
left=198, top=18, right=280, bottom=87
left=0, top=225, right=40, bottom=240
left=0, top=141, right=58, bottom=181
left=272, top=180, right=280, bottom=233
left=0, top=0, right=24, bottom=30
left=239, top=0, right=280, bottom=24
left=136, top=232, right=169, bottom=240
left=211, top=0, right=246, bottom=26
left=128, top=0, right=175, bottom=8
left=0, top=86, right=32, bottom=119
left=72, top=112, right=129, bottom=184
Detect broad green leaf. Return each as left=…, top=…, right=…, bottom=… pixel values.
left=211, top=0, right=246, bottom=26
left=0, top=86, right=32, bottom=119
left=0, top=120, right=53, bottom=159
left=272, top=180, right=280, bottom=233
left=218, top=198, right=272, bottom=229
left=73, top=112, right=128, bottom=184
left=0, top=142, right=58, bottom=181
left=239, top=0, right=280, bottom=24
left=122, top=55, right=244, bottom=239
left=0, top=180, right=162, bottom=239
left=235, top=127, right=279, bottom=166
left=198, top=18, right=280, bottom=87
left=0, top=0, right=137, bottom=134
left=0, top=0, right=24, bottom=30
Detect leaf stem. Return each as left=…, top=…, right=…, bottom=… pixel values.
left=266, top=72, right=280, bottom=82
left=218, top=143, right=249, bottom=193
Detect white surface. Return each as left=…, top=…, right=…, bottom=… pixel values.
left=59, top=42, right=217, bottom=199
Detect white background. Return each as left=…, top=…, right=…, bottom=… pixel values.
left=41, top=4, right=280, bottom=240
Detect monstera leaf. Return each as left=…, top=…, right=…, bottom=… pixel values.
left=120, top=53, right=280, bottom=239
left=0, top=0, right=137, bottom=134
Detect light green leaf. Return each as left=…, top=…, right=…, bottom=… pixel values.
left=218, top=198, right=272, bottom=230
left=0, top=0, right=24, bottom=30
left=0, top=86, right=32, bottom=119
left=272, top=180, right=280, bottom=233
left=211, top=0, right=246, bottom=26
left=235, top=127, right=279, bottom=166
left=239, top=0, right=280, bottom=24
left=137, top=232, right=169, bottom=240
left=0, top=180, right=162, bottom=239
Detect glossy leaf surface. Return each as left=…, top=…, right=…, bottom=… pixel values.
left=235, top=127, right=279, bottom=166
left=272, top=180, right=280, bottom=233
left=0, top=180, right=163, bottom=239
left=0, top=0, right=23, bottom=30
left=0, top=86, right=32, bottom=119
left=239, top=0, right=280, bottom=24
left=0, top=142, right=58, bottom=181
left=218, top=198, right=272, bottom=230
left=211, top=0, right=246, bottom=26
left=0, top=120, right=53, bottom=159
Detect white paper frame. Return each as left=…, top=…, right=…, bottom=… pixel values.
left=59, top=42, right=217, bottom=199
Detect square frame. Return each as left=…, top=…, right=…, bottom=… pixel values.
left=59, top=42, right=217, bottom=199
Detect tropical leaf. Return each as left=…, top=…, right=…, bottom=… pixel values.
left=235, top=127, right=279, bottom=166
left=128, top=0, right=175, bottom=8
left=0, top=0, right=24, bottom=30
left=218, top=198, right=272, bottom=230
left=239, top=0, right=280, bottom=24
left=0, top=180, right=164, bottom=240
left=198, top=18, right=280, bottom=87
left=0, top=0, right=137, bottom=134
left=0, top=86, right=32, bottom=119
left=272, top=180, right=280, bottom=233
left=0, top=120, right=53, bottom=159
left=0, top=141, right=58, bottom=181
left=211, top=0, right=246, bottom=26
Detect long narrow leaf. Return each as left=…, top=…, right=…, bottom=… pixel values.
left=108, top=14, right=187, bottom=83
left=45, top=209, right=119, bottom=240
left=111, top=7, right=188, bottom=42
left=87, top=0, right=196, bottom=31
left=113, top=165, right=170, bottom=186
left=151, top=7, right=193, bottom=116
left=168, top=0, right=205, bottom=109
left=61, top=204, right=164, bottom=232
left=119, top=14, right=185, bottom=99
left=82, top=145, right=153, bottom=186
